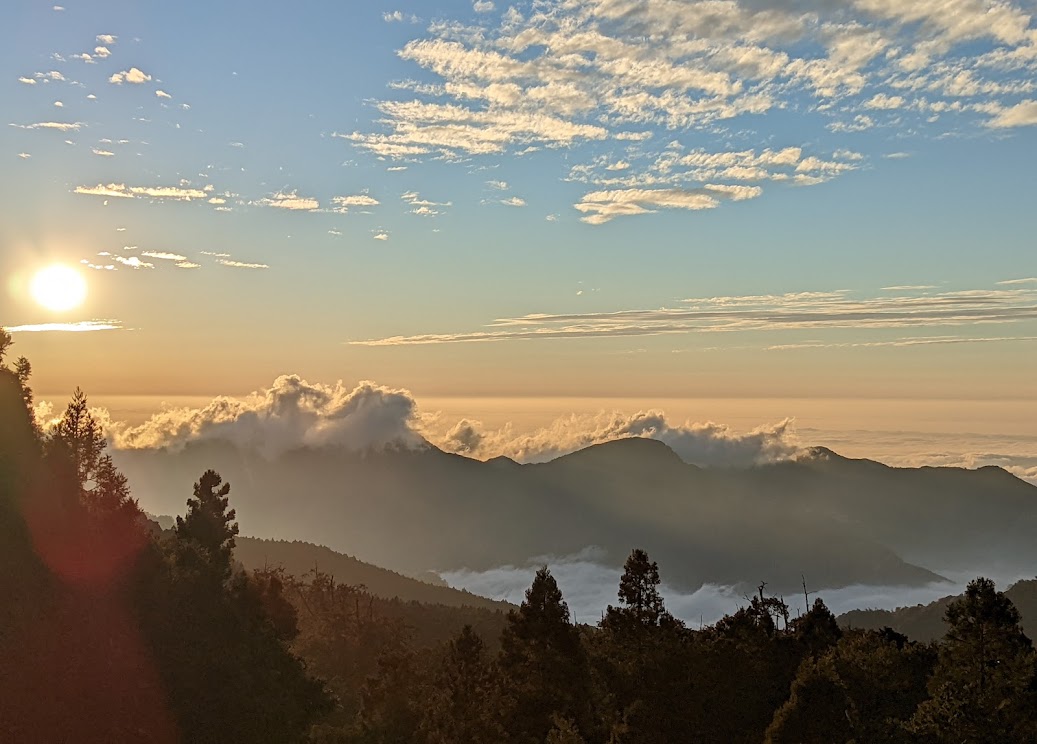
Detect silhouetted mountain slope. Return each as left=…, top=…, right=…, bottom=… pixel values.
left=112, top=437, right=1037, bottom=594
left=234, top=537, right=511, bottom=612
left=747, top=447, right=1037, bottom=573
left=840, top=578, right=1037, bottom=642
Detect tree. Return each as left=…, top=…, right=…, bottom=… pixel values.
left=596, top=549, right=690, bottom=743
left=602, top=549, right=675, bottom=632
left=419, top=625, right=503, bottom=744
left=175, top=469, right=238, bottom=583
left=792, top=598, right=842, bottom=658
left=141, top=470, right=333, bottom=743
left=908, top=577, right=1037, bottom=742
left=498, top=567, right=594, bottom=744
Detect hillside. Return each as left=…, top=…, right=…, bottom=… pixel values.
left=114, top=437, right=1037, bottom=595
left=234, top=536, right=512, bottom=612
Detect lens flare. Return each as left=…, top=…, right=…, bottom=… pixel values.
left=30, top=264, right=87, bottom=312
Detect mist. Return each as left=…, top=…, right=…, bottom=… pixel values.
left=441, top=551, right=1035, bottom=628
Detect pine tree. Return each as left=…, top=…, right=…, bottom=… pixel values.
left=908, top=577, right=1037, bottom=742
left=602, top=548, right=674, bottom=632
left=498, top=567, right=594, bottom=744
left=175, top=469, right=238, bottom=583
left=597, top=549, right=689, bottom=743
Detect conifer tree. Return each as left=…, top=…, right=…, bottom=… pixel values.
left=597, top=549, right=689, bottom=743
left=498, top=567, right=594, bottom=744
left=908, top=577, right=1037, bottom=742
left=602, top=548, right=674, bottom=631
left=175, top=469, right=238, bottom=583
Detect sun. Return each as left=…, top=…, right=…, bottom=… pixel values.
left=30, top=264, right=88, bottom=312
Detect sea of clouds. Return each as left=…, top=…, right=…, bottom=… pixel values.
left=34, top=373, right=1036, bottom=483
left=440, top=548, right=1036, bottom=627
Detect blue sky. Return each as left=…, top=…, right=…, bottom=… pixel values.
left=2, top=0, right=1035, bottom=405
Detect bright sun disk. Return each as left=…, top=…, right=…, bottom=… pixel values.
left=30, top=264, right=87, bottom=312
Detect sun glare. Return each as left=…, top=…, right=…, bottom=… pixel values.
left=30, top=264, right=88, bottom=312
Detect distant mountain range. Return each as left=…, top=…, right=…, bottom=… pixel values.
left=840, top=578, right=1037, bottom=642
left=116, top=437, right=1037, bottom=595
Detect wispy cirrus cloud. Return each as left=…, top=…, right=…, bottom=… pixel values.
left=218, top=259, right=269, bottom=269
left=8, top=320, right=122, bottom=333
left=402, top=190, right=450, bottom=216
left=350, top=286, right=1037, bottom=346
left=11, top=121, right=82, bottom=132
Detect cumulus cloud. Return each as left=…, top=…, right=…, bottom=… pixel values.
left=256, top=190, right=319, bottom=211
left=436, top=410, right=800, bottom=467
left=96, top=34, right=117, bottom=45
left=74, top=182, right=209, bottom=200
left=329, top=194, right=379, bottom=212
left=341, top=0, right=1037, bottom=223
left=109, top=67, right=152, bottom=85
left=94, top=46, right=111, bottom=59
left=141, top=250, right=188, bottom=261
left=473, top=1, right=494, bottom=13
left=91, top=148, right=114, bottom=157
left=501, top=196, right=526, bottom=207
left=987, top=100, right=1037, bottom=128
left=574, top=185, right=760, bottom=224
left=155, top=89, right=172, bottom=99
left=111, top=376, right=425, bottom=458
left=115, top=256, right=154, bottom=269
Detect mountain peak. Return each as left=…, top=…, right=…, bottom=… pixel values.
left=551, top=436, right=689, bottom=468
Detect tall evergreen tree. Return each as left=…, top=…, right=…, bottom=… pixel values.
left=498, top=567, right=594, bottom=744
left=602, top=548, right=675, bottom=632
left=175, top=469, right=238, bottom=583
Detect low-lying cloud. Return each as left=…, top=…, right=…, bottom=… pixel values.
left=440, top=550, right=1030, bottom=628
left=109, top=375, right=424, bottom=458
left=439, top=412, right=800, bottom=467
left=97, top=374, right=801, bottom=468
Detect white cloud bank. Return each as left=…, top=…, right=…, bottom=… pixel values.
left=103, top=374, right=800, bottom=468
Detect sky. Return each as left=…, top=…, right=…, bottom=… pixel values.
left=2, top=0, right=1036, bottom=463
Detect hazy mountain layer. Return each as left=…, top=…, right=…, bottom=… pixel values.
left=113, top=437, right=1037, bottom=594
left=234, top=537, right=511, bottom=612
left=840, top=578, right=1037, bottom=642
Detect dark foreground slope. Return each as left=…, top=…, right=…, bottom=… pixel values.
left=114, top=437, right=1037, bottom=594
left=234, top=536, right=511, bottom=611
